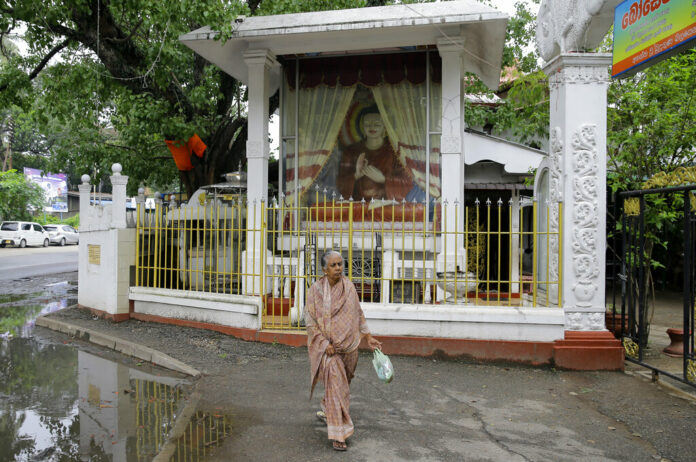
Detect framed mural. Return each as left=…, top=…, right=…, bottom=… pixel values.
left=280, top=51, right=443, bottom=216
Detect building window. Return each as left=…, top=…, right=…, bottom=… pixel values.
left=280, top=51, right=442, bottom=214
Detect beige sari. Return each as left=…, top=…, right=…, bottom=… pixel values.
left=305, top=275, right=370, bottom=442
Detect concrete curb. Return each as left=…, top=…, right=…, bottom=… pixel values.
left=36, top=315, right=201, bottom=377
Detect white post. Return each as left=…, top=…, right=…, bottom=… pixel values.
left=78, top=174, right=91, bottom=229
left=136, top=187, right=146, bottom=225
left=242, top=49, right=279, bottom=295
left=543, top=53, right=611, bottom=330
left=511, top=190, right=520, bottom=293
left=110, top=163, right=128, bottom=229
left=436, top=38, right=466, bottom=274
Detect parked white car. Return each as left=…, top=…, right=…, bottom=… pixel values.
left=0, top=221, right=50, bottom=248
left=43, top=224, right=79, bottom=246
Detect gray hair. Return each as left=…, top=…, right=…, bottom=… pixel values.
left=320, top=250, right=343, bottom=270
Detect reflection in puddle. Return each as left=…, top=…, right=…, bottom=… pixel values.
left=1, top=300, right=69, bottom=338
left=0, top=292, right=41, bottom=304
left=2, top=278, right=77, bottom=338
left=1, top=278, right=232, bottom=460
left=164, top=411, right=231, bottom=461
left=77, top=351, right=193, bottom=461
left=0, top=339, right=197, bottom=461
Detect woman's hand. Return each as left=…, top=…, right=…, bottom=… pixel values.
left=366, top=334, right=382, bottom=351
left=326, top=343, right=335, bottom=356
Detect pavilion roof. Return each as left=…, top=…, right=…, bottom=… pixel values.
left=180, top=0, right=508, bottom=91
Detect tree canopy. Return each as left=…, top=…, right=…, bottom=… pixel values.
left=0, top=0, right=383, bottom=196
left=607, top=49, right=696, bottom=191
left=9, top=1, right=690, bottom=199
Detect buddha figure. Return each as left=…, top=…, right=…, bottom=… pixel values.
left=336, top=108, right=412, bottom=201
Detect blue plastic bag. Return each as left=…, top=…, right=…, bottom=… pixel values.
left=372, top=349, right=394, bottom=384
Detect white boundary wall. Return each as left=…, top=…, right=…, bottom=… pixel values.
left=130, top=287, right=262, bottom=330
left=129, top=288, right=564, bottom=342
left=77, top=164, right=136, bottom=316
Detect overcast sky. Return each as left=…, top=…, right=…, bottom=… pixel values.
left=492, top=0, right=539, bottom=16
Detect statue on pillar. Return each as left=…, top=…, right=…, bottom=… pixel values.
left=536, top=0, right=621, bottom=62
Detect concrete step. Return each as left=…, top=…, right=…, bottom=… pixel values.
left=553, top=331, right=625, bottom=371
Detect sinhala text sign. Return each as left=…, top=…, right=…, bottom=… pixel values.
left=612, top=0, right=696, bottom=78
left=23, top=167, right=68, bottom=213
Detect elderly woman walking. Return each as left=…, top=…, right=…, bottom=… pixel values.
left=305, top=250, right=382, bottom=451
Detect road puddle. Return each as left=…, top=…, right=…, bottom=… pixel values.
left=1, top=278, right=77, bottom=338
left=0, top=292, right=41, bottom=304
left=0, top=276, right=234, bottom=461
left=158, top=410, right=232, bottom=460
left=0, top=335, right=199, bottom=461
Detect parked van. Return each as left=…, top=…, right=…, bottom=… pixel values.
left=0, top=221, right=50, bottom=248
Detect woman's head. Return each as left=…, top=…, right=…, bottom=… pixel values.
left=321, top=250, right=344, bottom=284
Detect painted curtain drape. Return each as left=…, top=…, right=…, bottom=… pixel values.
left=372, top=81, right=441, bottom=198
left=285, top=85, right=356, bottom=204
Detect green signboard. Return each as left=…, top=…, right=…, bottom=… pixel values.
left=612, top=0, right=696, bottom=78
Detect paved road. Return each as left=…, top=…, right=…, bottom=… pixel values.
left=0, top=245, right=78, bottom=280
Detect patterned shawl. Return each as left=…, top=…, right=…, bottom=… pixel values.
left=305, top=275, right=369, bottom=398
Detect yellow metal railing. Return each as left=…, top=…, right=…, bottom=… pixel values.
left=135, top=194, right=562, bottom=331
left=136, top=199, right=263, bottom=296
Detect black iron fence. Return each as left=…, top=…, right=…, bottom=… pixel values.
left=609, top=185, right=696, bottom=387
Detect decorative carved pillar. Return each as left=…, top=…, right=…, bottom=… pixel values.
left=543, top=53, right=611, bottom=330
left=436, top=38, right=466, bottom=273
left=110, top=163, right=128, bottom=229
left=547, top=127, right=563, bottom=304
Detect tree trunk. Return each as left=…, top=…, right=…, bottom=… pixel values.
left=178, top=89, right=278, bottom=197
left=1, top=114, right=13, bottom=172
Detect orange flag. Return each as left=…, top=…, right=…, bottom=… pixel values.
left=165, top=134, right=207, bottom=171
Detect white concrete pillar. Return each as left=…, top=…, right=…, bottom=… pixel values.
left=436, top=38, right=466, bottom=274
left=244, top=49, right=278, bottom=204
left=110, top=163, right=128, bottom=229
left=135, top=187, right=146, bottom=225
left=242, top=49, right=279, bottom=295
left=511, top=190, right=521, bottom=293
left=543, top=53, right=611, bottom=330
left=78, top=175, right=91, bottom=229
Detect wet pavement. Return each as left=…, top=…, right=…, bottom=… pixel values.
left=48, top=303, right=696, bottom=462
left=5, top=272, right=696, bottom=461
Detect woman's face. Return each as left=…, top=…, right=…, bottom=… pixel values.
left=323, top=253, right=344, bottom=284
left=363, top=113, right=385, bottom=141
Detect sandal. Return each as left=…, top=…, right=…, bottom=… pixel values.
left=332, top=441, right=347, bottom=451
left=316, top=410, right=326, bottom=423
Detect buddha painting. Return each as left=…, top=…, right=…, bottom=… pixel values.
left=336, top=107, right=413, bottom=202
